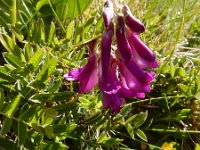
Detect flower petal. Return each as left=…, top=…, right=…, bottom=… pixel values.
left=100, top=26, right=114, bottom=80
left=103, top=0, right=114, bottom=29
left=136, top=93, right=145, bottom=98
left=119, top=61, right=150, bottom=93
left=64, top=54, right=98, bottom=93
left=118, top=70, right=146, bottom=98
left=127, top=33, right=158, bottom=69
left=78, top=65, right=98, bottom=93
left=123, top=5, right=145, bottom=34
left=127, top=32, right=158, bottom=68
left=116, top=15, right=132, bottom=61
left=78, top=55, right=97, bottom=78
left=103, top=92, right=124, bottom=113
left=64, top=67, right=83, bottom=81
left=119, top=86, right=137, bottom=98
left=99, top=57, right=121, bottom=94
left=125, top=59, right=153, bottom=83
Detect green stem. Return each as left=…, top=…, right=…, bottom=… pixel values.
left=70, top=81, right=73, bottom=92
left=127, top=95, right=192, bottom=106
left=0, top=111, right=31, bottom=128
left=148, top=128, right=200, bottom=134
left=11, top=0, right=16, bottom=41
left=47, top=0, right=66, bottom=34
left=59, top=34, right=101, bottom=58
left=115, top=131, right=161, bottom=149
left=20, top=11, right=37, bottom=31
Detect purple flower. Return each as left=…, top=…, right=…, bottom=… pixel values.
left=99, top=57, right=121, bottom=95
left=118, top=67, right=145, bottom=98
left=102, top=93, right=125, bottom=113
left=118, top=60, right=151, bottom=93
left=118, top=60, right=155, bottom=98
left=102, top=0, right=114, bottom=30
left=64, top=54, right=98, bottom=93
left=125, top=59, right=155, bottom=83
left=64, top=2, right=158, bottom=114
left=99, top=58, right=124, bottom=113
left=118, top=58, right=156, bottom=99
left=123, top=5, right=145, bottom=34
left=116, top=15, right=132, bottom=61
left=119, top=86, right=145, bottom=99
left=119, top=82, right=145, bottom=99
left=100, top=24, right=114, bottom=81
left=127, top=30, right=158, bottom=69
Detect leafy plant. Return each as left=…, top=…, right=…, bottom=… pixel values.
left=0, top=0, right=200, bottom=149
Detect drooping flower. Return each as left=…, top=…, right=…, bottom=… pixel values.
left=100, top=23, right=114, bottom=81
left=118, top=67, right=145, bottom=99
left=99, top=57, right=124, bottom=113
left=123, top=5, right=145, bottom=34
left=77, top=56, right=98, bottom=93
left=116, top=15, right=132, bottom=61
left=64, top=2, right=158, bottom=114
left=102, top=0, right=114, bottom=30
left=125, top=59, right=155, bottom=83
left=118, top=60, right=151, bottom=93
left=117, top=60, right=156, bottom=99
left=102, top=92, right=125, bottom=113
left=127, top=30, right=158, bottom=69
left=64, top=45, right=98, bottom=93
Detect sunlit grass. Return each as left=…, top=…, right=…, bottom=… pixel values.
left=0, top=0, right=200, bottom=149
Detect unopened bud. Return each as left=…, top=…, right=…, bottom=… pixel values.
left=123, top=5, right=145, bottom=34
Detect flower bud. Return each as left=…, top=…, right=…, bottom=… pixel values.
left=116, top=15, right=132, bottom=61
left=123, top=5, right=145, bottom=34
left=100, top=24, right=114, bottom=80
left=103, top=0, right=114, bottom=30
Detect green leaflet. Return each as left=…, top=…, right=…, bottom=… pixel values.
left=30, top=91, right=74, bottom=103
left=0, top=137, right=18, bottom=150
left=10, top=26, right=24, bottom=42
left=27, top=48, right=44, bottom=71
left=0, top=89, right=4, bottom=111
left=1, top=117, right=13, bottom=135
left=36, top=57, right=57, bottom=82
left=17, top=121, right=27, bottom=146
left=0, top=33, right=15, bottom=52
left=19, top=105, right=38, bottom=121
left=48, top=22, right=56, bottom=45
left=0, top=66, right=15, bottom=82
left=3, top=52, right=23, bottom=68
left=65, top=0, right=94, bottom=19
left=135, top=128, right=148, bottom=142
left=53, top=123, right=77, bottom=134
left=5, top=95, right=22, bottom=117
left=40, top=141, right=68, bottom=150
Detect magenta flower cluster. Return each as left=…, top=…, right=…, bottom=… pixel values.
left=64, top=0, right=158, bottom=113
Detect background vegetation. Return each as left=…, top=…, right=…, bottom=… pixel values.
left=0, top=0, right=200, bottom=149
